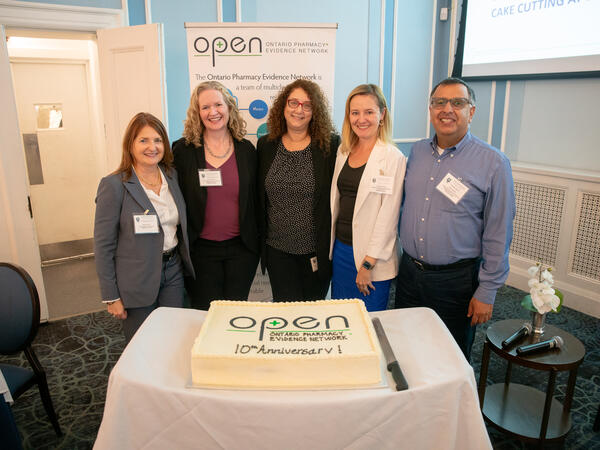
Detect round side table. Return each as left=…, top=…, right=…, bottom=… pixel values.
left=477, top=319, right=585, bottom=447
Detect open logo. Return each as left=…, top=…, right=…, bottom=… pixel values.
left=229, top=315, right=350, bottom=341
left=193, top=36, right=263, bottom=67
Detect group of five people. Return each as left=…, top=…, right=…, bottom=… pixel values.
left=94, top=76, right=515, bottom=360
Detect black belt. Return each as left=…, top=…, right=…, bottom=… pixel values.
left=162, top=247, right=177, bottom=261
left=405, top=253, right=479, bottom=271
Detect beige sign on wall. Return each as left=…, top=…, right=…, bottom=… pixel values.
left=184, top=22, right=337, bottom=301
left=185, top=22, right=337, bottom=144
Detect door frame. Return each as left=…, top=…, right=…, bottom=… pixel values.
left=0, top=1, right=125, bottom=32
left=0, top=1, right=126, bottom=321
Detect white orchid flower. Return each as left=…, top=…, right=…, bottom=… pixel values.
left=528, top=263, right=560, bottom=314
left=541, top=269, right=554, bottom=285
left=527, top=266, right=539, bottom=278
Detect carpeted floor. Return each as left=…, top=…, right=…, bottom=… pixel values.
left=1, top=285, right=599, bottom=449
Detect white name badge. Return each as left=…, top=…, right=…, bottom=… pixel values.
left=199, top=169, right=223, bottom=187
left=369, top=175, right=394, bottom=195
left=133, top=214, right=159, bottom=234
left=436, top=172, right=469, bottom=205
left=310, top=256, right=318, bottom=273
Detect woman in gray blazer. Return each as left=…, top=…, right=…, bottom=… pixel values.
left=94, top=113, right=194, bottom=342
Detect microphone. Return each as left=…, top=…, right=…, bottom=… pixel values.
left=516, top=336, right=564, bottom=356
left=501, top=323, right=532, bottom=348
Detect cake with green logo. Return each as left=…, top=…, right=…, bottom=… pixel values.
left=191, top=299, right=381, bottom=388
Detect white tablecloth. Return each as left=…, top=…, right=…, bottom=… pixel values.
left=0, top=369, right=13, bottom=403
left=94, top=307, right=491, bottom=450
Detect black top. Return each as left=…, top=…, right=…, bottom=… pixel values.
left=172, top=137, right=259, bottom=254
left=335, top=158, right=366, bottom=245
left=265, top=141, right=316, bottom=254
left=257, top=133, right=340, bottom=280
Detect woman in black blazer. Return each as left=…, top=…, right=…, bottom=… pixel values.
left=257, top=79, right=339, bottom=301
left=173, top=81, right=259, bottom=310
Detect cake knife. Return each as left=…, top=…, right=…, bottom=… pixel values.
left=372, top=318, right=409, bottom=391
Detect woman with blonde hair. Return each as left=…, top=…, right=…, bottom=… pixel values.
left=257, top=79, right=339, bottom=301
left=330, top=84, right=406, bottom=311
left=94, top=112, right=194, bottom=342
left=173, top=81, right=259, bottom=310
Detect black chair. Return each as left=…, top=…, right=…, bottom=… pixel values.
left=0, top=262, right=62, bottom=436
left=594, top=404, right=600, bottom=432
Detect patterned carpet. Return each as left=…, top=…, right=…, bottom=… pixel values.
left=1, top=285, right=599, bottom=449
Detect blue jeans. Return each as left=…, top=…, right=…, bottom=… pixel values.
left=394, top=252, right=479, bottom=360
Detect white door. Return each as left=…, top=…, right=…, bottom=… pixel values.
left=0, top=26, right=49, bottom=320
left=1, top=23, right=168, bottom=321
left=97, top=23, right=168, bottom=172
left=11, top=59, right=98, bottom=247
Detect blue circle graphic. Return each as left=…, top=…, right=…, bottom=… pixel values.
left=249, top=99, right=268, bottom=119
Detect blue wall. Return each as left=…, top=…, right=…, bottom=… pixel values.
left=24, top=0, right=600, bottom=172
left=150, top=1, right=218, bottom=140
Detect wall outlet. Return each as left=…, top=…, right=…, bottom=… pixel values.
left=440, top=7, right=448, bottom=21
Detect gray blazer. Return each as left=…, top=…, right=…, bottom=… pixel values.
left=93, top=167, right=194, bottom=308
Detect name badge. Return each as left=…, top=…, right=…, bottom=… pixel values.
left=436, top=172, right=469, bottom=205
left=133, top=213, right=159, bottom=234
left=369, top=175, right=394, bottom=195
left=199, top=169, right=223, bottom=187
left=310, top=256, right=318, bottom=273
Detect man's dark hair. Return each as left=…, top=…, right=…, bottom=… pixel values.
left=430, top=77, right=476, bottom=105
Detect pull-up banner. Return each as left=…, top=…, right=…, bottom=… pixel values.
left=185, top=22, right=337, bottom=142
left=184, top=22, right=337, bottom=302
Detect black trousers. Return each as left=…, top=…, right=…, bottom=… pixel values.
left=394, top=251, right=480, bottom=360
left=187, top=236, right=259, bottom=310
left=266, top=244, right=330, bottom=302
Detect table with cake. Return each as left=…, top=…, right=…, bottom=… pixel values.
left=94, top=300, right=491, bottom=450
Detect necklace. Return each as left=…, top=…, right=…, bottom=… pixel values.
left=205, top=138, right=233, bottom=159
left=137, top=167, right=161, bottom=187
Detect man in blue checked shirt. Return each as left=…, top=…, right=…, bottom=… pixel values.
left=395, top=77, right=515, bottom=360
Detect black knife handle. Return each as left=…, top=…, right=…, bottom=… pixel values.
left=388, top=361, right=409, bottom=391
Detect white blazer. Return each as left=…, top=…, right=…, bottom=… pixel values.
left=329, top=140, right=407, bottom=281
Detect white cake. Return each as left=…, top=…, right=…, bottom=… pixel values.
left=191, top=299, right=382, bottom=388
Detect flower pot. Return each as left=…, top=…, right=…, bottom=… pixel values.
left=531, top=311, right=547, bottom=334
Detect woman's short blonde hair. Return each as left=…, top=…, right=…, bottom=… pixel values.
left=182, top=81, right=247, bottom=146
left=115, top=112, right=172, bottom=179
left=341, top=84, right=392, bottom=153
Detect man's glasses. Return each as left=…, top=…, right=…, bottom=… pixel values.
left=287, top=98, right=313, bottom=112
left=430, top=97, right=472, bottom=110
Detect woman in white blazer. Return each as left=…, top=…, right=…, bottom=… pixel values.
left=330, top=84, right=406, bottom=311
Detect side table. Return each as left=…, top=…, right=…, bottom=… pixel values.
left=478, top=319, right=585, bottom=447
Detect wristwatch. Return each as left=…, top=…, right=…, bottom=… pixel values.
left=361, top=260, right=373, bottom=270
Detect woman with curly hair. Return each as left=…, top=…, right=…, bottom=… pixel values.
left=173, top=81, right=259, bottom=310
left=330, top=84, right=406, bottom=311
left=257, top=79, right=340, bottom=301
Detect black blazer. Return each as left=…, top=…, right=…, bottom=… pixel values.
left=172, top=137, right=259, bottom=254
left=257, top=134, right=340, bottom=281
